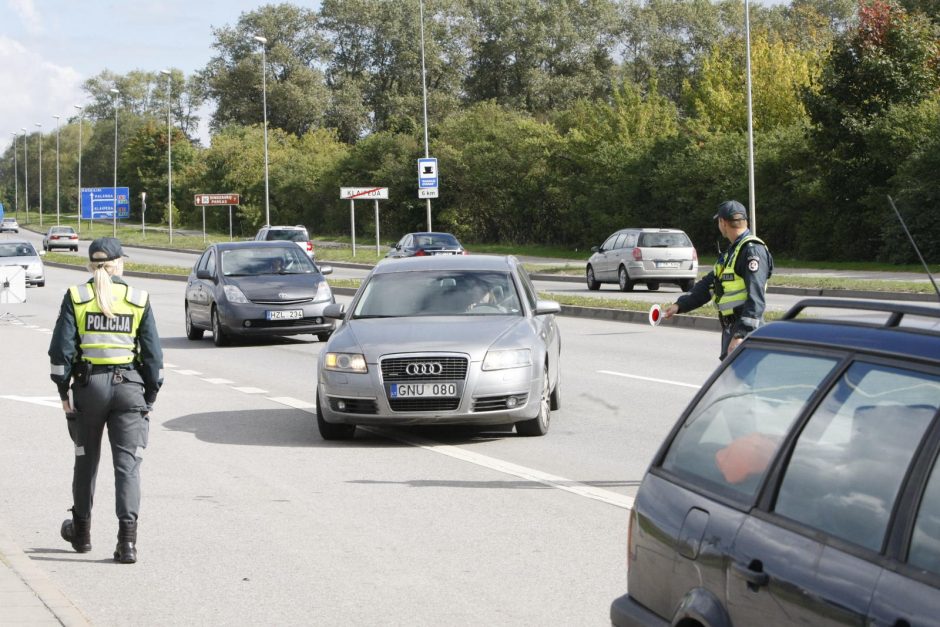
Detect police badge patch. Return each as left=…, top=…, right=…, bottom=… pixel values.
left=747, top=258, right=760, bottom=272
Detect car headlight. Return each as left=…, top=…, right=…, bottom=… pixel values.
left=482, top=349, right=532, bottom=371
left=324, top=352, right=368, bottom=374
left=223, top=285, right=249, bottom=303
left=314, top=281, right=332, bottom=302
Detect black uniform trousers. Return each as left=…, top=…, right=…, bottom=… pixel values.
left=68, top=367, right=150, bottom=523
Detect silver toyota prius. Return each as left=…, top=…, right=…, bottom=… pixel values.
left=316, top=255, right=562, bottom=440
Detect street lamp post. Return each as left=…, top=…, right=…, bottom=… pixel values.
left=21, top=128, right=28, bottom=224
left=35, top=123, right=43, bottom=228
left=53, top=115, right=61, bottom=225
left=74, top=105, right=84, bottom=234
left=419, top=0, right=432, bottom=231
left=253, top=35, right=271, bottom=226
left=111, top=88, right=120, bottom=237
left=9, top=133, right=18, bottom=218
left=744, top=0, right=756, bottom=234
left=160, top=69, right=173, bottom=243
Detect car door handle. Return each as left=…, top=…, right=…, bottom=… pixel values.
left=732, top=561, right=769, bottom=590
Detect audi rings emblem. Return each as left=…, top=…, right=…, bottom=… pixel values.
left=405, top=362, right=443, bottom=376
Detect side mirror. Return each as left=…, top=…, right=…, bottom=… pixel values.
left=534, top=299, right=561, bottom=316
left=39, top=250, right=47, bottom=257
left=395, top=244, right=402, bottom=250
left=196, top=268, right=212, bottom=280
left=591, top=246, right=599, bottom=253
left=319, top=265, right=333, bottom=275
left=324, top=303, right=346, bottom=320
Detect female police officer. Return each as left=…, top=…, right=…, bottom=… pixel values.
left=48, top=237, right=163, bottom=564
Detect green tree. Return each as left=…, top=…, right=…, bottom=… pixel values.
left=204, top=3, right=330, bottom=136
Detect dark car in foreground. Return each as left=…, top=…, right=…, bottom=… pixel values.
left=315, top=255, right=561, bottom=440
left=611, top=299, right=940, bottom=626
left=184, top=241, right=335, bottom=346
left=386, top=231, right=466, bottom=258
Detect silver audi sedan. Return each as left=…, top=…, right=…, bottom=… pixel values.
left=316, top=255, right=562, bottom=439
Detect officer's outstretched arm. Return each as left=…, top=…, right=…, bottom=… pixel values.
left=48, top=293, right=78, bottom=401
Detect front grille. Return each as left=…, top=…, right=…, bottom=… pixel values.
left=247, top=317, right=326, bottom=328
left=381, top=356, right=468, bottom=382
left=389, top=398, right=460, bottom=412
left=473, top=394, right=528, bottom=412
left=252, top=298, right=313, bottom=306
left=329, top=397, right=378, bottom=414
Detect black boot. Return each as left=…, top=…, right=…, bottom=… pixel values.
left=60, top=510, right=91, bottom=553
left=113, top=520, right=137, bottom=564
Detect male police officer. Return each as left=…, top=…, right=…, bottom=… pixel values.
left=48, top=237, right=163, bottom=563
left=663, top=200, right=773, bottom=359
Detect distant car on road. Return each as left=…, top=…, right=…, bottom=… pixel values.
left=42, top=226, right=79, bottom=251
left=0, top=217, right=19, bottom=233
left=586, top=227, right=697, bottom=292
left=184, top=241, right=335, bottom=346
left=611, top=299, right=940, bottom=627
left=254, top=225, right=314, bottom=259
left=315, top=255, right=561, bottom=440
left=386, top=232, right=466, bottom=258
left=0, top=239, right=44, bottom=287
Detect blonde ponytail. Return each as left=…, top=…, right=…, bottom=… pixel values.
left=87, top=258, right=123, bottom=318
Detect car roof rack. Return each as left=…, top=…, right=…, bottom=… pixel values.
left=783, top=298, right=940, bottom=327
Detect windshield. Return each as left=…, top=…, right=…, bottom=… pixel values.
left=0, top=243, right=36, bottom=257
left=266, top=229, right=308, bottom=243
left=220, top=246, right=316, bottom=276
left=353, top=270, right=522, bottom=318
left=415, top=234, right=461, bottom=248
left=638, top=232, right=691, bottom=248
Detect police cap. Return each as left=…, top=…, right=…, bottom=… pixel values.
left=713, top=200, right=748, bottom=221
left=88, top=237, right=128, bottom=262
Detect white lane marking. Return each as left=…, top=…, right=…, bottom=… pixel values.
left=164, top=362, right=178, bottom=368
left=202, top=377, right=235, bottom=385
left=363, top=427, right=634, bottom=511
left=175, top=369, right=202, bottom=376
left=268, top=396, right=316, bottom=410
left=598, top=370, right=701, bottom=390
left=231, top=386, right=268, bottom=394
left=0, top=395, right=63, bottom=409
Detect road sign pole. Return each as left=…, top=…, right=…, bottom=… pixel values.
left=202, top=206, right=206, bottom=244
left=350, top=199, right=356, bottom=257
left=375, top=199, right=380, bottom=257
left=141, top=192, right=146, bottom=237
left=229, top=205, right=233, bottom=241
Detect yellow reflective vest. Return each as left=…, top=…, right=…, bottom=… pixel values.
left=69, top=282, right=148, bottom=365
left=713, top=234, right=765, bottom=317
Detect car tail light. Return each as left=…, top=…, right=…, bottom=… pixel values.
left=462, top=250, right=469, bottom=255
left=692, top=248, right=698, bottom=261
left=415, top=249, right=426, bottom=256
left=306, top=241, right=314, bottom=254
left=632, top=247, right=642, bottom=261
left=627, top=507, right=637, bottom=568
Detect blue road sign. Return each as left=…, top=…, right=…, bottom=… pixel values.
left=418, top=157, right=438, bottom=189
left=81, top=187, right=130, bottom=220
left=0, top=203, right=4, bottom=221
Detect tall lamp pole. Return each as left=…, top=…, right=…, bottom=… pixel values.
left=35, top=123, right=43, bottom=228
left=21, top=128, right=28, bottom=224
left=110, top=88, right=120, bottom=237
left=53, top=115, right=61, bottom=225
left=419, top=0, right=432, bottom=231
left=253, top=35, right=271, bottom=227
left=160, top=69, right=173, bottom=243
left=9, top=132, right=18, bottom=218
left=744, top=0, right=756, bottom=234
left=74, top=105, right=84, bottom=234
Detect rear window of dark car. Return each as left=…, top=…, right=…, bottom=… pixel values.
left=265, top=229, right=308, bottom=242
left=417, top=234, right=460, bottom=248
left=638, top=232, right=692, bottom=248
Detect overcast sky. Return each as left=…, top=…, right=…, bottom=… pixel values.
left=0, top=0, right=323, bottom=151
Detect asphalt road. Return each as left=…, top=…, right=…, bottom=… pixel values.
left=0, top=262, right=721, bottom=625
